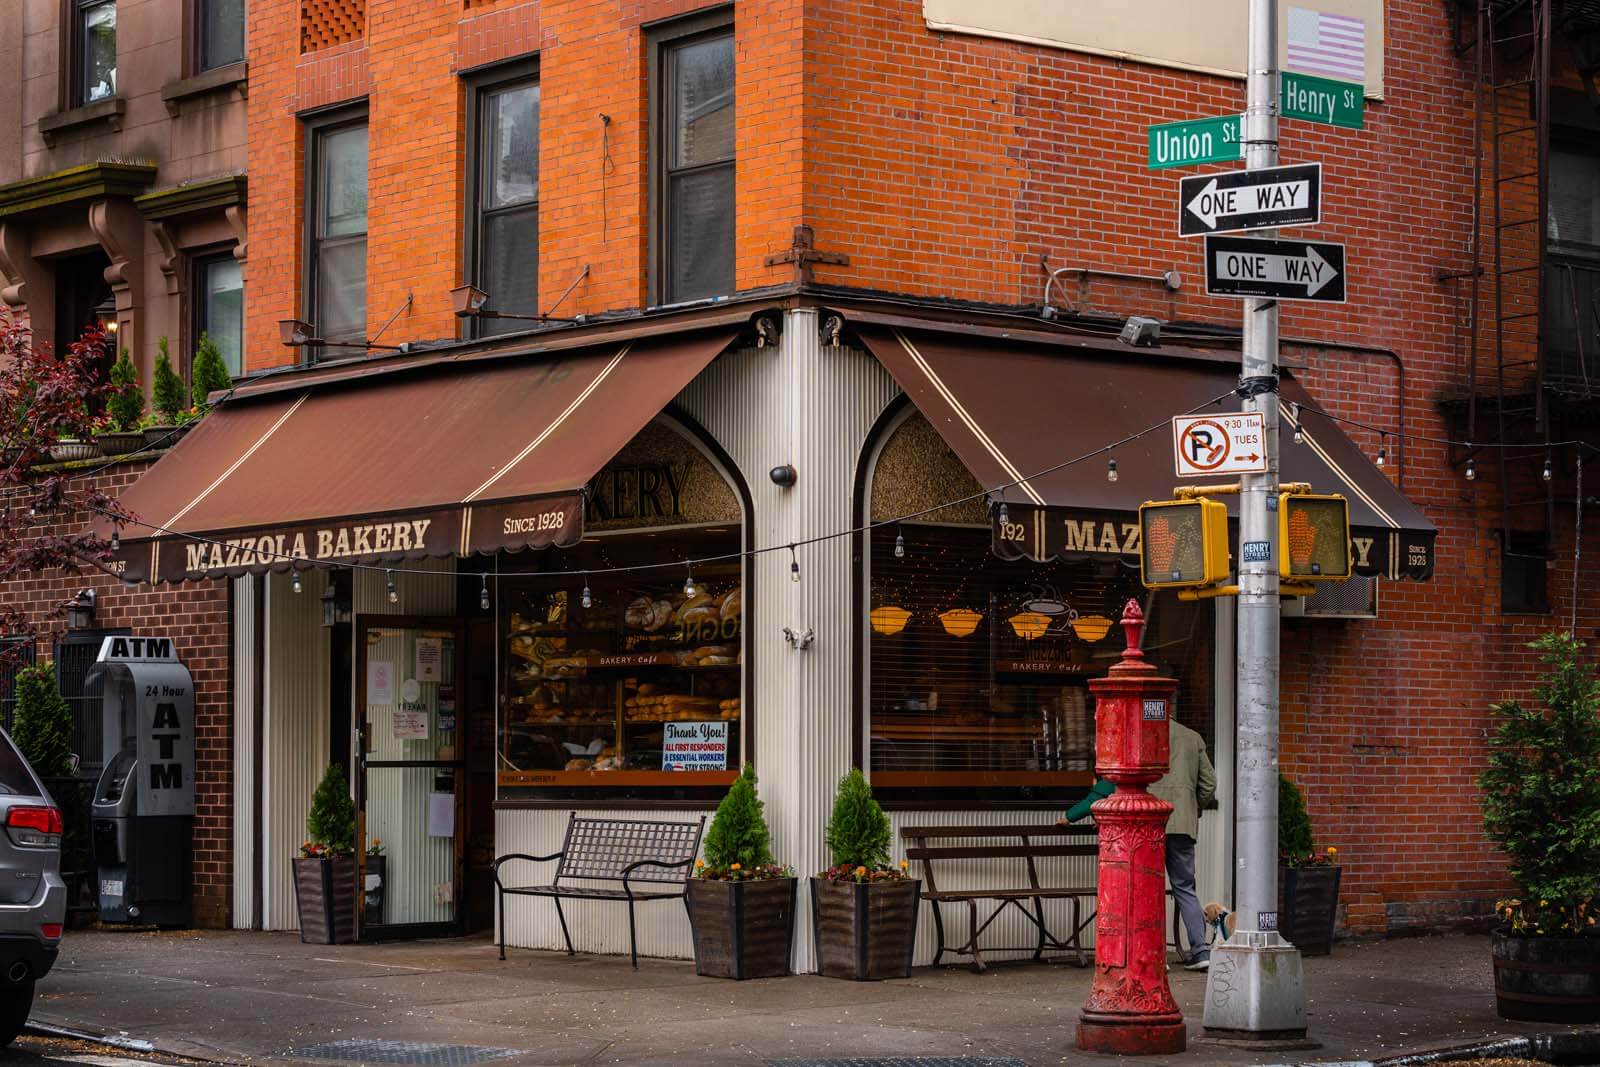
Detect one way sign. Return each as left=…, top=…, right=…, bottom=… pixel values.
left=1179, top=164, right=1321, bottom=236
left=1204, top=235, right=1347, bottom=302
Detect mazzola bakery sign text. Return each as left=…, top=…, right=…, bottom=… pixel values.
left=183, top=519, right=439, bottom=573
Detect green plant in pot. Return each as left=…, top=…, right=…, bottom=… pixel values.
left=294, top=764, right=359, bottom=944
left=686, top=765, right=797, bottom=979
left=1277, top=774, right=1341, bottom=956
left=95, top=348, right=146, bottom=456
left=811, top=768, right=919, bottom=980
left=1479, top=631, right=1600, bottom=1022
left=140, top=339, right=189, bottom=449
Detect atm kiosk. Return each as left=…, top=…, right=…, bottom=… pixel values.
left=86, top=635, right=195, bottom=927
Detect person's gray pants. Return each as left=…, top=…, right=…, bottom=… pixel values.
left=1166, top=833, right=1207, bottom=961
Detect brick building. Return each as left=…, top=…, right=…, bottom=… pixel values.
left=3, top=0, right=1597, bottom=958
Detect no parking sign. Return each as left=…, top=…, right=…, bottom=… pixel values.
left=1172, top=413, right=1268, bottom=477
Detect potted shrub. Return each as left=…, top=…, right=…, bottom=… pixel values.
left=1277, top=773, right=1340, bottom=956
left=810, top=769, right=919, bottom=980
left=140, top=339, right=189, bottom=449
left=190, top=332, right=232, bottom=414
left=48, top=403, right=99, bottom=462
left=686, top=765, right=797, bottom=979
left=95, top=348, right=145, bottom=456
left=1480, top=631, right=1600, bottom=1022
left=294, top=764, right=358, bottom=944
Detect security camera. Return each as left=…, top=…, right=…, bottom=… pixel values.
left=769, top=464, right=797, bottom=487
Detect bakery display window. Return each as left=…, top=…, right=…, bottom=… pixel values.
left=866, top=522, right=1212, bottom=806
left=497, top=525, right=744, bottom=802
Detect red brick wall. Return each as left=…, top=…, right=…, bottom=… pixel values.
left=1, top=458, right=232, bottom=929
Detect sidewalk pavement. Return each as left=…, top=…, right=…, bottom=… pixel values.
left=28, top=928, right=1600, bottom=1067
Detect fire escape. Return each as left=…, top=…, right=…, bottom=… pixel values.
left=1451, top=0, right=1600, bottom=577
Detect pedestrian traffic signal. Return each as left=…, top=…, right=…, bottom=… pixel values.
left=1278, top=493, right=1351, bottom=581
left=1138, top=499, right=1230, bottom=589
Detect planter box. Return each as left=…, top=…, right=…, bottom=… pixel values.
left=95, top=431, right=145, bottom=456
left=687, top=876, right=797, bottom=980
left=49, top=439, right=99, bottom=462
left=810, top=876, right=919, bottom=981
left=1492, top=930, right=1600, bottom=1023
left=142, top=424, right=192, bottom=449
left=1278, top=864, right=1341, bottom=956
left=294, top=856, right=357, bottom=944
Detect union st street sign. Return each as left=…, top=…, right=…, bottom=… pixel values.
left=1148, top=114, right=1244, bottom=169
left=1204, top=235, right=1347, bottom=302
left=1179, top=163, right=1322, bottom=236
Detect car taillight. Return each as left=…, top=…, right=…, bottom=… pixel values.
left=39, top=924, right=61, bottom=940
left=6, top=806, right=63, bottom=845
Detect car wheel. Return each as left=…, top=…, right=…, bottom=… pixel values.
left=0, top=977, right=35, bottom=1048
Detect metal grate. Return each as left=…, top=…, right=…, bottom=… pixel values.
left=291, top=1039, right=524, bottom=1065
left=770, top=1060, right=1028, bottom=1067
left=557, top=815, right=705, bottom=883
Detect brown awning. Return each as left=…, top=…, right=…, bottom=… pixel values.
left=103, top=332, right=735, bottom=583
left=858, top=326, right=1436, bottom=580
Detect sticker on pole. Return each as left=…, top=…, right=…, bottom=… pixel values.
left=1173, top=413, right=1268, bottom=477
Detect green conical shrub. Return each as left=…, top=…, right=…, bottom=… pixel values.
left=703, top=764, right=775, bottom=872
left=151, top=338, right=185, bottom=423
left=106, top=347, right=144, bottom=431
left=190, top=332, right=232, bottom=411
left=12, top=665, right=75, bottom=780
left=825, top=768, right=891, bottom=870
left=1279, top=773, right=1315, bottom=862
left=306, top=764, right=356, bottom=855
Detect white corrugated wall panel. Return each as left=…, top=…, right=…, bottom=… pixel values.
left=353, top=558, right=456, bottom=618
left=261, top=568, right=330, bottom=930
left=231, top=576, right=258, bottom=929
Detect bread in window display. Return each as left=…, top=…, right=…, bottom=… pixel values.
left=624, top=596, right=674, bottom=632
left=718, top=587, right=741, bottom=620
left=677, top=593, right=717, bottom=626
left=564, top=758, right=593, bottom=771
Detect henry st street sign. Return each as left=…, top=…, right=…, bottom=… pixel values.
left=1204, top=235, right=1347, bottom=302
left=1281, top=71, right=1364, bottom=129
left=1179, top=163, right=1321, bottom=236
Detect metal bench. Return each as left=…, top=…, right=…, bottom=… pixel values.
left=494, top=813, right=705, bottom=969
left=901, top=823, right=1099, bottom=973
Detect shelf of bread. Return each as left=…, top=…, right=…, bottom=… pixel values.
left=498, top=768, right=740, bottom=788
left=871, top=713, right=1050, bottom=741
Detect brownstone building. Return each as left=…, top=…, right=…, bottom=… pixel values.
left=4, top=0, right=1598, bottom=961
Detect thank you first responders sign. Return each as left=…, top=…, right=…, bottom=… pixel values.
left=662, top=722, right=728, bottom=771
left=1204, top=235, right=1347, bottom=302
left=1179, top=163, right=1321, bottom=236
left=1173, top=413, right=1268, bottom=477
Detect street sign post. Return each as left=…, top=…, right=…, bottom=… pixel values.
left=1148, top=114, right=1244, bottom=169
left=1179, top=163, right=1321, bottom=236
left=1281, top=71, right=1364, bottom=128
left=1204, top=235, right=1347, bottom=302
left=1172, top=413, right=1268, bottom=477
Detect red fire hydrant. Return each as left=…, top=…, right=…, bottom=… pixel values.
left=1076, top=599, right=1186, bottom=1055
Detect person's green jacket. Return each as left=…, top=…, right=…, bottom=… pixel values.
left=1064, top=778, right=1115, bottom=822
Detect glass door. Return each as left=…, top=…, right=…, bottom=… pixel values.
left=357, top=617, right=465, bottom=939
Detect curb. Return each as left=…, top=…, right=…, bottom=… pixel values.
left=1285, top=1029, right=1600, bottom=1067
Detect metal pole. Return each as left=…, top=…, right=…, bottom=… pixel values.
left=1204, top=0, right=1308, bottom=1038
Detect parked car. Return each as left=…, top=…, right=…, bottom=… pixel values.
left=0, top=728, right=66, bottom=1046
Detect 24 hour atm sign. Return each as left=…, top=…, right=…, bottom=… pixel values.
left=1173, top=413, right=1268, bottom=477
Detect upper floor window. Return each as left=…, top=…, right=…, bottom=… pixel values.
left=469, top=72, right=539, bottom=337
left=74, top=0, right=117, bottom=106
left=653, top=19, right=734, bottom=305
left=307, top=115, right=368, bottom=349
left=199, top=0, right=246, bottom=71
left=1550, top=144, right=1600, bottom=256
left=195, top=253, right=244, bottom=378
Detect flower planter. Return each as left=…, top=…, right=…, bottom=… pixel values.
left=142, top=424, right=191, bottom=449
left=1491, top=930, right=1600, bottom=1022
left=1277, top=864, right=1341, bottom=956
left=94, top=431, right=145, bottom=457
left=48, top=439, right=99, bottom=462
left=810, top=876, right=920, bottom=980
left=687, top=877, right=797, bottom=980
left=294, top=855, right=357, bottom=944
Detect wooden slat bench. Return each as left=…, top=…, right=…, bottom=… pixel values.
left=902, top=824, right=1099, bottom=973
left=494, top=813, right=705, bottom=969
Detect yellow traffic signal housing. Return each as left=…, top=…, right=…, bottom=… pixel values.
left=1279, top=493, right=1351, bottom=581
left=1139, top=498, right=1230, bottom=589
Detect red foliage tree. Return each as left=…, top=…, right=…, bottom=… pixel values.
left=0, top=314, right=131, bottom=648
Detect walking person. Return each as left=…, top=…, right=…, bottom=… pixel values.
left=1153, top=717, right=1216, bottom=970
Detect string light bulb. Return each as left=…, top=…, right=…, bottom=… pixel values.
left=480, top=573, right=490, bottom=611
left=581, top=578, right=592, bottom=610
left=1465, top=456, right=1477, bottom=482
left=684, top=567, right=697, bottom=599
left=1106, top=456, right=1119, bottom=483
left=1375, top=433, right=1387, bottom=468
left=997, top=500, right=1009, bottom=525
left=894, top=531, right=906, bottom=559
left=1291, top=403, right=1303, bottom=446
left=1543, top=453, right=1553, bottom=482
left=386, top=570, right=398, bottom=603
left=110, top=529, right=119, bottom=551
left=789, top=544, right=800, bottom=583
left=291, top=570, right=303, bottom=594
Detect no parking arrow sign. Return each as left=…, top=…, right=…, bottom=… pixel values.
left=1173, top=413, right=1268, bottom=477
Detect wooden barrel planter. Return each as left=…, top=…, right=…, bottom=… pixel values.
left=810, top=877, right=920, bottom=980
left=1278, top=864, right=1341, bottom=956
left=294, top=856, right=357, bottom=944
left=1491, top=931, right=1600, bottom=1023
left=687, top=877, right=797, bottom=980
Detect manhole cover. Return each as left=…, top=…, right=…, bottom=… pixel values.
left=291, top=1039, right=524, bottom=1065
left=770, top=1060, right=1027, bottom=1067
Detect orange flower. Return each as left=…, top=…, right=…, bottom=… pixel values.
left=898, top=859, right=909, bottom=871
left=730, top=863, right=741, bottom=871
left=854, top=865, right=867, bottom=878
left=695, top=859, right=705, bottom=868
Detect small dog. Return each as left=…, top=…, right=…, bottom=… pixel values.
left=1203, top=903, right=1236, bottom=945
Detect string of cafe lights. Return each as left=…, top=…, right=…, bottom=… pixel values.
left=84, top=387, right=1244, bottom=598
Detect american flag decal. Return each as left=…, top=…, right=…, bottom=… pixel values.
left=1286, top=7, right=1366, bottom=84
